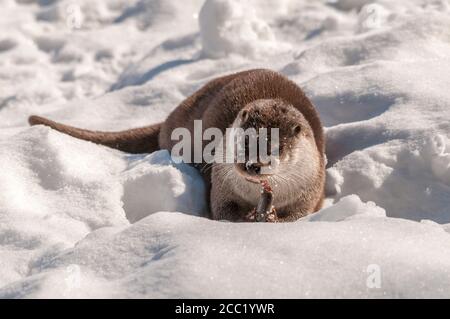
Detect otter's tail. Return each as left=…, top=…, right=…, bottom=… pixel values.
left=29, top=115, right=162, bottom=154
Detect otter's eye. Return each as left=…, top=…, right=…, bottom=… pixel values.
left=241, top=110, right=248, bottom=122
left=293, top=125, right=301, bottom=135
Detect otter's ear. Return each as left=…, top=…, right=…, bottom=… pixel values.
left=292, top=125, right=302, bottom=135
left=241, top=110, right=249, bottom=122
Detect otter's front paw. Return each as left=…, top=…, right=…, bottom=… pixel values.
left=266, top=207, right=278, bottom=222
left=244, top=207, right=278, bottom=223
left=243, top=209, right=256, bottom=222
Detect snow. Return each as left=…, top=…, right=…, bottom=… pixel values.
left=0, top=0, right=449, bottom=298
left=199, top=0, right=282, bottom=58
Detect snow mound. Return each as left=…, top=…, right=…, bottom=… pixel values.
left=0, top=127, right=205, bottom=288
left=122, top=151, right=206, bottom=223
left=199, top=0, right=283, bottom=58
left=304, top=194, right=386, bottom=222
left=0, top=126, right=127, bottom=286
left=328, top=135, right=450, bottom=223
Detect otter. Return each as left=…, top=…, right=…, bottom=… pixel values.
left=29, top=69, right=325, bottom=222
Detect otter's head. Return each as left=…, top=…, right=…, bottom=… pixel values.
left=228, top=99, right=320, bottom=186
left=211, top=98, right=323, bottom=220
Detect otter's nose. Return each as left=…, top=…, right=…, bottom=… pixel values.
left=245, top=162, right=265, bottom=175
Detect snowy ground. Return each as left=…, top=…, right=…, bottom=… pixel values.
left=1, top=0, right=450, bottom=298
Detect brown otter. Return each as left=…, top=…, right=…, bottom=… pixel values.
left=29, top=69, right=325, bottom=222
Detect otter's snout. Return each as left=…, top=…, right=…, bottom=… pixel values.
left=245, top=161, right=270, bottom=175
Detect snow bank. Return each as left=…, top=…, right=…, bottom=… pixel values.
left=0, top=127, right=205, bottom=289
left=0, top=126, right=127, bottom=287
left=2, top=195, right=450, bottom=298
left=1, top=0, right=450, bottom=298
